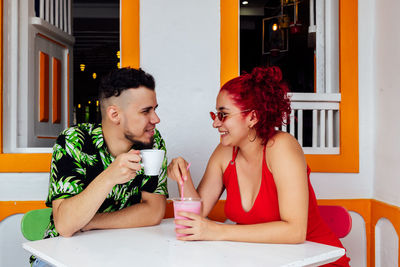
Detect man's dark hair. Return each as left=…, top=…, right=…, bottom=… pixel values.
left=98, top=67, right=155, bottom=100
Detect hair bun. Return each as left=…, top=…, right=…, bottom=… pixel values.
left=251, top=66, right=282, bottom=84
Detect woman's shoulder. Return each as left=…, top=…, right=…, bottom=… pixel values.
left=212, top=143, right=234, bottom=159
left=265, top=132, right=307, bottom=178
left=209, top=144, right=234, bottom=168
left=265, top=131, right=305, bottom=162
left=267, top=131, right=302, bottom=150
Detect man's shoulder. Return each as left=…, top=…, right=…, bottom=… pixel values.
left=55, top=123, right=103, bottom=151
left=59, top=123, right=102, bottom=138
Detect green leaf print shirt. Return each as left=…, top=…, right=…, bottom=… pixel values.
left=43, top=123, right=168, bottom=238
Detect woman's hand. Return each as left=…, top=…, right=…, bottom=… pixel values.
left=167, top=157, right=190, bottom=185
left=174, top=212, right=220, bottom=241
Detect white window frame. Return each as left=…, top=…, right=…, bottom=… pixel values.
left=283, top=0, right=341, bottom=155
left=2, top=0, right=74, bottom=153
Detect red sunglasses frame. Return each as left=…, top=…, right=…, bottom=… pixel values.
left=209, top=109, right=251, bottom=122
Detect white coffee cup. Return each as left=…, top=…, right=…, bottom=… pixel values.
left=140, top=149, right=165, bottom=176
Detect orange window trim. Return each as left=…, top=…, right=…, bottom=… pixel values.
left=0, top=0, right=3, bottom=153
left=305, top=0, right=359, bottom=173
left=52, top=57, right=61, bottom=123
left=221, top=0, right=359, bottom=173
left=220, top=0, right=238, bottom=87
left=0, top=1, right=140, bottom=172
left=121, top=0, right=140, bottom=68
left=0, top=18, right=52, bottom=171
left=39, top=52, right=50, bottom=122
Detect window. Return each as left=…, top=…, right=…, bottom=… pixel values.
left=3, top=0, right=74, bottom=153
left=0, top=0, right=139, bottom=172
left=221, top=0, right=358, bottom=172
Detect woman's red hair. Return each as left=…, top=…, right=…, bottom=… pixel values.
left=220, top=66, right=291, bottom=144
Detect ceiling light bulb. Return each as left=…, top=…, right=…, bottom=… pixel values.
left=242, top=1, right=249, bottom=5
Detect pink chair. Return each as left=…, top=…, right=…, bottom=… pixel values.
left=318, top=205, right=352, bottom=238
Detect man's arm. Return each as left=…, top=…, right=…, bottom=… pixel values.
left=52, top=166, right=115, bottom=237
left=81, top=192, right=166, bottom=231
left=52, top=150, right=144, bottom=237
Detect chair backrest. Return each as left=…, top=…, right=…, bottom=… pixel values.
left=21, top=208, right=52, bottom=241
left=318, top=205, right=352, bottom=238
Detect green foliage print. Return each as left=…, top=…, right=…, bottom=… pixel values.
left=63, top=127, right=85, bottom=162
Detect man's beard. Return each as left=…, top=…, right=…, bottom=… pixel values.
left=125, top=132, right=154, bottom=150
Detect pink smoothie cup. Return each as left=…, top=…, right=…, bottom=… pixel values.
left=172, top=197, right=202, bottom=238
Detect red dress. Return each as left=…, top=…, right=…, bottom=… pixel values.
left=223, top=147, right=350, bottom=266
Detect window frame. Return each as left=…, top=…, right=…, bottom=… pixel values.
left=1, top=0, right=358, bottom=172
left=221, top=0, right=359, bottom=172
left=0, top=0, right=140, bottom=172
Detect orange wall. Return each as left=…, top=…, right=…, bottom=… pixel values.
left=318, top=199, right=400, bottom=267
left=2, top=198, right=400, bottom=267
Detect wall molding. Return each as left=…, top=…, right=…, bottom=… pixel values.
left=2, top=197, right=400, bottom=267
left=317, top=198, right=400, bottom=267
left=0, top=201, right=46, bottom=222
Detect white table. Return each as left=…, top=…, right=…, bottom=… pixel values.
left=23, top=219, right=344, bottom=267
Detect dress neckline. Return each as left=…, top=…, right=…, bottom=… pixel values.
left=230, top=146, right=266, bottom=213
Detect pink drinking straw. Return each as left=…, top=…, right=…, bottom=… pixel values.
left=180, top=162, right=191, bottom=200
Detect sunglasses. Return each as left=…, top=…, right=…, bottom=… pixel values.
left=209, top=109, right=251, bottom=122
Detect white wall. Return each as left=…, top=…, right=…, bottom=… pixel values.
left=372, top=1, right=400, bottom=264
left=1, top=0, right=399, bottom=266
left=374, top=0, right=400, bottom=207
left=375, top=218, right=399, bottom=267
left=140, top=0, right=221, bottom=198
left=0, top=173, right=49, bottom=266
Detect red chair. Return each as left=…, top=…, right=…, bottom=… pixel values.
left=318, top=205, right=352, bottom=238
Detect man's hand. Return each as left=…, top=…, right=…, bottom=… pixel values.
left=106, top=150, right=142, bottom=185
left=53, top=150, right=142, bottom=237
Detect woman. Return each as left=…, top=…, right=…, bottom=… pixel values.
left=168, top=66, right=350, bottom=266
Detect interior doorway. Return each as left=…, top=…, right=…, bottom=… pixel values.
left=240, top=0, right=315, bottom=94
left=72, top=0, right=120, bottom=124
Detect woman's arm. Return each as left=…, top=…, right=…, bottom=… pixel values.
left=176, top=133, right=309, bottom=244
left=167, top=144, right=229, bottom=217
left=197, top=144, right=229, bottom=216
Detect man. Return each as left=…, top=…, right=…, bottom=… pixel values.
left=44, top=67, right=167, bottom=238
